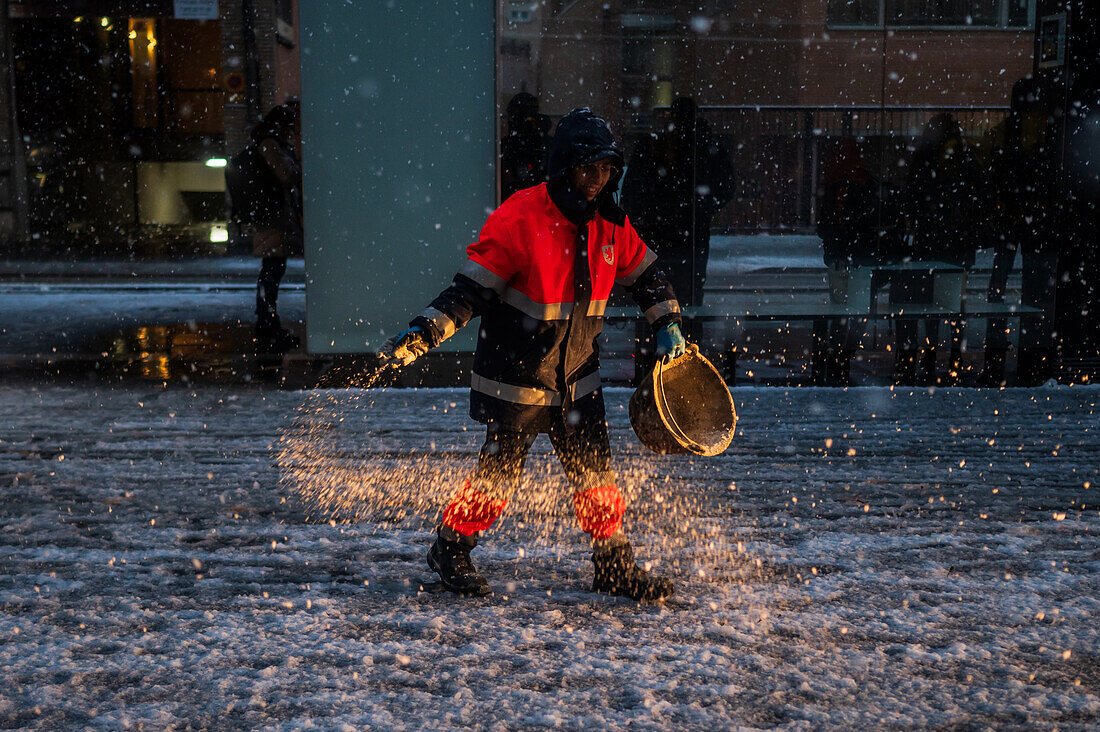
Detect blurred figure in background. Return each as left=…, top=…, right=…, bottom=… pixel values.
left=977, top=78, right=1052, bottom=385
left=894, top=113, right=981, bottom=385
left=1057, top=73, right=1100, bottom=378
left=815, top=138, right=880, bottom=385
left=26, top=133, right=75, bottom=239
left=622, top=97, right=737, bottom=307
left=500, top=92, right=551, bottom=201
left=228, top=102, right=303, bottom=352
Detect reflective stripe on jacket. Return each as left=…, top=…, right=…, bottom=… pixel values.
left=413, top=182, right=681, bottom=432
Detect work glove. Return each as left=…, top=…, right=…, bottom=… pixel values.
left=655, top=323, right=687, bottom=363
left=380, top=326, right=429, bottom=367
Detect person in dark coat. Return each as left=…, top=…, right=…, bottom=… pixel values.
left=894, top=113, right=982, bottom=385
left=979, top=78, right=1053, bottom=385
left=381, top=109, right=686, bottom=602
left=815, top=138, right=879, bottom=385
left=621, top=97, right=737, bottom=307
left=249, top=102, right=303, bottom=351
left=1057, top=75, right=1100, bottom=375
left=500, top=92, right=551, bottom=201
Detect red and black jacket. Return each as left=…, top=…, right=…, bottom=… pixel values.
left=412, top=181, right=681, bottom=432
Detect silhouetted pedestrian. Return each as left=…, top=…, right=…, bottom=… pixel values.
left=815, top=138, right=879, bottom=385
left=500, top=92, right=551, bottom=201
left=978, top=78, right=1052, bottom=385
left=247, top=103, right=303, bottom=352
left=894, top=113, right=981, bottom=385
left=622, top=97, right=737, bottom=307
left=1057, top=74, right=1100, bottom=375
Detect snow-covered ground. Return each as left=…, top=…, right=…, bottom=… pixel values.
left=2, top=384, right=1098, bottom=730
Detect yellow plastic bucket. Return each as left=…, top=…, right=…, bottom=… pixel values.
left=629, top=345, right=736, bottom=456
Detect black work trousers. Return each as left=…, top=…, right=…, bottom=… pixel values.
left=473, top=416, right=614, bottom=501
left=440, top=413, right=624, bottom=539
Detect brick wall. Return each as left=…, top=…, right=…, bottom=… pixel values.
left=221, top=0, right=295, bottom=157
left=502, top=0, right=1033, bottom=114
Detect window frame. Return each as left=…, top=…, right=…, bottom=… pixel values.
left=826, top=0, right=1037, bottom=31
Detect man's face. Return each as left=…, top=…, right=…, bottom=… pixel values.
left=571, top=158, right=617, bottom=201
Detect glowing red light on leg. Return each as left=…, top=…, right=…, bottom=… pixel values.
left=441, top=479, right=507, bottom=536
left=573, top=484, right=625, bottom=539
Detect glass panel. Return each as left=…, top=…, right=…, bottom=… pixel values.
left=498, top=0, right=1039, bottom=384
left=11, top=13, right=229, bottom=256
left=829, top=1, right=1037, bottom=28
left=827, top=0, right=881, bottom=26
left=1006, top=0, right=1032, bottom=27
left=887, top=0, right=1001, bottom=26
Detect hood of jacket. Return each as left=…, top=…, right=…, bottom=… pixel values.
left=547, top=108, right=627, bottom=225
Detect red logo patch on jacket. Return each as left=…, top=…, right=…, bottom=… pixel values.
left=602, top=244, right=615, bottom=266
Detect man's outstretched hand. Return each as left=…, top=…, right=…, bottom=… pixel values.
left=655, top=323, right=687, bottom=363
left=380, top=326, right=429, bottom=367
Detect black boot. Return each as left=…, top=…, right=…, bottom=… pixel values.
left=944, top=348, right=964, bottom=386
left=592, top=542, right=674, bottom=602
left=255, top=256, right=299, bottom=352
left=836, top=350, right=853, bottom=386
left=427, top=529, right=490, bottom=596
left=825, top=349, right=852, bottom=387
left=980, top=348, right=1007, bottom=387
left=894, top=348, right=918, bottom=386
left=918, top=347, right=938, bottom=386
left=254, top=316, right=301, bottom=353
left=810, top=346, right=829, bottom=386
left=1018, top=347, right=1053, bottom=386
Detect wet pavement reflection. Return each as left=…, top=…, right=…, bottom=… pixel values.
left=80, top=322, right=464, bottom=389
left=98, top=323, right=300, bottom=383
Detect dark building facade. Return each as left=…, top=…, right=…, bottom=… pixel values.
left=497, top=0, right=1036, bottom=231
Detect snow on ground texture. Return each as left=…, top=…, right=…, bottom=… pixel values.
left=1, top=384, right=1098, bottom=730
